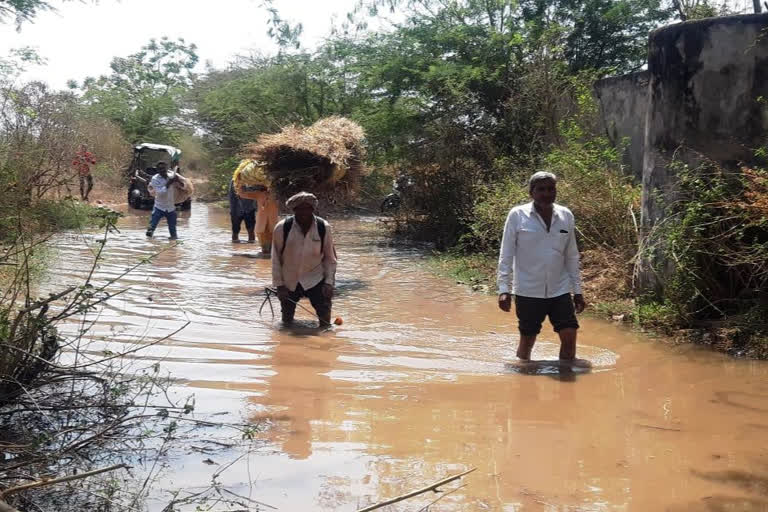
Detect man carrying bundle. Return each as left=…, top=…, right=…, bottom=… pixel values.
left=272, top=192, right=337, bottom=326
left=146, top=161, right=181, bottom=240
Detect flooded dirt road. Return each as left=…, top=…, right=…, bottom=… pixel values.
left=48, top=204, right=768, bottom=511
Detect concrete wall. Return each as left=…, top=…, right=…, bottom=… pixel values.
left=638, top=13, right=768, bottom=290
left=594, top=71, right=649, bottom=181
left=643, top=14, right=768, bottom=224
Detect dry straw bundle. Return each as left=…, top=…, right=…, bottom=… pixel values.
left=246, top=116, right=365, bottom=201
left=173, top=173, right=194, bottom=204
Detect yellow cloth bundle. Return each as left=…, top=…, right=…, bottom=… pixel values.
left=233, top=159, right=271, bottom=199
left=234, top=159, right=270, bottom=186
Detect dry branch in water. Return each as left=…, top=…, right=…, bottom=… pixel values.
left=0, top=218, right=198, bottom=510
left=357, top=467, right=476, bottom=512
left=0, top=463, right=128, bottom=499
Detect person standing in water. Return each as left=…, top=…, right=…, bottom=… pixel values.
left=497, top=171, right=586, bottom=361
left=253, top=188, right=279, bottom=254
left=271, top=192, right=337, bottom=326
left=146, top=161, right=180, bottom=240
left=228, top=178, right=257, bottom=243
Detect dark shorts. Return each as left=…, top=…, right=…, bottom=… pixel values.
left=280, top=280, right=332, bottom=322
left=515, top=293, right=579, bottom=336
left=231, top=209, right=256, bottom=233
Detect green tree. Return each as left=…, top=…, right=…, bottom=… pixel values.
left=521, top=0, right=673, bottom=73
left=193, top=45, right=361, bottom=152
left=0, top=0, right=56, bottom=28
left=77, top=37, right=198, bottom=144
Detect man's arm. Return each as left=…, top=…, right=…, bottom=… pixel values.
left=497, top=210, right=516, bottom=312
left=564, top=213, right=585, bottom=312
left=271, top=221, right=285, bottom=288
left=322, top=222, right=337, bottom=287
left=497, top=211, right=516, bottom=294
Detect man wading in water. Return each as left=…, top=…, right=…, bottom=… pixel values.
left=146, top=161, right=180, bottom=240
left=497, top=171, right=586, bottom=361
left=272, top=192, right=337, bottom=326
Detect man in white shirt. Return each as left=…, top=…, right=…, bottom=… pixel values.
left=272, top=192, right=337, bottom=326
left=497, top=171, right=586, bottom=361
left=146, top=161, right=179, bottom=240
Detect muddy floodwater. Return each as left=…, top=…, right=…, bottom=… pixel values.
left=47, top=204, right=768, bottom=511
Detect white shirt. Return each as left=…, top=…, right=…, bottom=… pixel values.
left=148, top=173, right=177, bottom=212
left=272, top=216, right=337, bottom=292
left=497, top=201, right=582, bottom=298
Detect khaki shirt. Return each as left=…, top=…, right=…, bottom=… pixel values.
left=272, top=216, right=337, bottom=292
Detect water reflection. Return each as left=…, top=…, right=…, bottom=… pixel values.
left=256, top=328, right=339, bottom=460
left=504, top=359, right=593, bottom=382
left=42, top=204, right=768, bottom=512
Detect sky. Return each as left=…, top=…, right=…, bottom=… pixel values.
left=0, top=0, right=368, bottom=89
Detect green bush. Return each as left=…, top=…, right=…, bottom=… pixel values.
left=210, top=156, right=240, bottom=199
left=461, top=174, right=528, bottom=254
left=634, top=299, right=680, bottom=331
left=1, top=199, right=121, bottom=245
left=644, top=159, right=768, bottom=339
left=32, top=199, right=119, bottom=232
left=546, top=132, right=640, bottom=253
left=359, top=167, right=394, bottom=207
left=463, top=131, right=640, bottom=257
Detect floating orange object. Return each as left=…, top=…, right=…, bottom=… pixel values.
left=334, top=317, right=343, bottom=326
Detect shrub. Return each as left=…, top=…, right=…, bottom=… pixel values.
left=464, top=131, right=640, bottom=257
left=462, top=173, right=528, bottom=254
left=644, top=158, right=768, bottom=330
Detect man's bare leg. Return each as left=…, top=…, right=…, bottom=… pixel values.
left=558, top=328, right=577, bottom=360
left=517, top=335, right=537, bottom=360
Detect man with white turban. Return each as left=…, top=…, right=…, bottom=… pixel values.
left=272, top=192, right=337, bottom=326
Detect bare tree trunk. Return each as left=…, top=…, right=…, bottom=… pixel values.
left=672, top=0, right=687, bottom=20
left=753, top=0, right=762, bottom=13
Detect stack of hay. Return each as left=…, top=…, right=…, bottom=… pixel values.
left=245, top=116, right=365, bottom=201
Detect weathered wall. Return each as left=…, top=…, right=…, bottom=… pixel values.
left=594, top=71, right=649, bottom=181
left=622, top=14, right=768, bottom=290
left=642, top=14, right=768, bottom=226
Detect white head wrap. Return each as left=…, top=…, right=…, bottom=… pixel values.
left=285, top=191, right=319, bottom=210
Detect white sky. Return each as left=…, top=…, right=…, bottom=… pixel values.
left=0, top=0, right=367, bottom=89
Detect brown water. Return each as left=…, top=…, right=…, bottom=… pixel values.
left=47, top=204, right=768, bottom=511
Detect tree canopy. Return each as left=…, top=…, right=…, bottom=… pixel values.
left=76, top=37, right=198, bottom=144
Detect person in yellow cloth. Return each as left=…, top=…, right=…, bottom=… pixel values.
left=253, top=188, right=279, bottom=254
left=232, top=159, right=280, bottom=255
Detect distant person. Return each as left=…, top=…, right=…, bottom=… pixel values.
left=228, top=178, right=257, bottom=243
left=72, top=144, right=96, bottom=201
left=272, top=192, right=337, bottom=326
left=497, top=171, right=586, bottom=361
left=253, top=188, right=279, bottom=254
left=146, top=161, right=180, bottom=240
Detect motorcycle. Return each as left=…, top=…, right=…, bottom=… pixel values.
left=380, top=174, right=413, bottom=214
